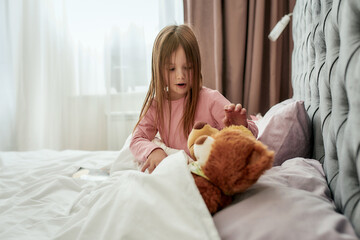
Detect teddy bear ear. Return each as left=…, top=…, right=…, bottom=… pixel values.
left=187, top=122, right=219, bottom=160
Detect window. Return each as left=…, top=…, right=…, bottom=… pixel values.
left=66, top=0, right=184, bottom=95
left=1, top=0, right=184, bottom=150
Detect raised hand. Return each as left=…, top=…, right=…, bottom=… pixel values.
left=223, top=103, right=248, bottom=127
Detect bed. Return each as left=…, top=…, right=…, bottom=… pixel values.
left=0, top=0, right=359, bottom=239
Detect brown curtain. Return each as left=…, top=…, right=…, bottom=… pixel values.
left=183, top=0, right=296, bottom=115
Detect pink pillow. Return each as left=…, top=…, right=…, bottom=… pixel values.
left=257, top=99, right=312, bottom=166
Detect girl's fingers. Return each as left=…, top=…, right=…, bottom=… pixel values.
left=224, top=104, right=235, bottom=111
left=148, top=163, right=157, bottom=174
left=141, top=160, right=150, bottom=172
left=235, top=104, right=242, bottom=112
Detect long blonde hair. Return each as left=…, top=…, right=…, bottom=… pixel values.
left=134, top=24, right=203, bottom=141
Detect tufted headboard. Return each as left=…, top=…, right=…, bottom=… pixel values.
left=291, top=0, right=360, bottom=235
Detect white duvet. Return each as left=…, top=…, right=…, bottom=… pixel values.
left=0, top=142, right=220, bottom=240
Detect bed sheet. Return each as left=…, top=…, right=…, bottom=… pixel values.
left=1, top=136, right=358, bottom=240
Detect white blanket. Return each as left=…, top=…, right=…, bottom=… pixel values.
left=0, top=146, right=220, bottom=239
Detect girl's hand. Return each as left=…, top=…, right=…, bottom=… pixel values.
left=223, top=103, right=248, bottom=127
left=141, top=148, right=168, bottom=173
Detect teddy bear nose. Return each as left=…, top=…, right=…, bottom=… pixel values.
left=195, top=135, right=208, bottom=145
left=193, top=122, right=207, bottom=130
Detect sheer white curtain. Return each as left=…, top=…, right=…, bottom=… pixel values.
left=0, top=0, right=183, bottom=151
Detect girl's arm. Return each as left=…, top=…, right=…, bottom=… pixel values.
left=130, top=107, right=162, bottom=163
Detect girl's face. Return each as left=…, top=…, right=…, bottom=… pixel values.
left=164, top=46, right=193, bottom=100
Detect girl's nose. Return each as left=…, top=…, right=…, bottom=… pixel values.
left=176, top=69, right=185, bottom=79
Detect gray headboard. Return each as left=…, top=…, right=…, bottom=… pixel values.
left=291, top=0, right=360, bottom=235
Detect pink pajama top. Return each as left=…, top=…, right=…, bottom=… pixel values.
left=130, top=87, right=258, bottom=163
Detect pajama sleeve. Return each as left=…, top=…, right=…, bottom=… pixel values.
left=247, top=120, right=258, bottom=138
left=130, top=105, right=162, bottom=163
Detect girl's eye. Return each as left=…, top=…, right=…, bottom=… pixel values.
left=169, top=68, right=175, bottom=71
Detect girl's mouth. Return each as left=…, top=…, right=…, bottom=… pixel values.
left=176, top=83, right=187, bottom=89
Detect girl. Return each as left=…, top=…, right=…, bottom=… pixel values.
left=130, top=24, right=258, bottom=173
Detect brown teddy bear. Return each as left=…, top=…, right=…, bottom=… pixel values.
left=187, top=122, right=274, bottom=214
